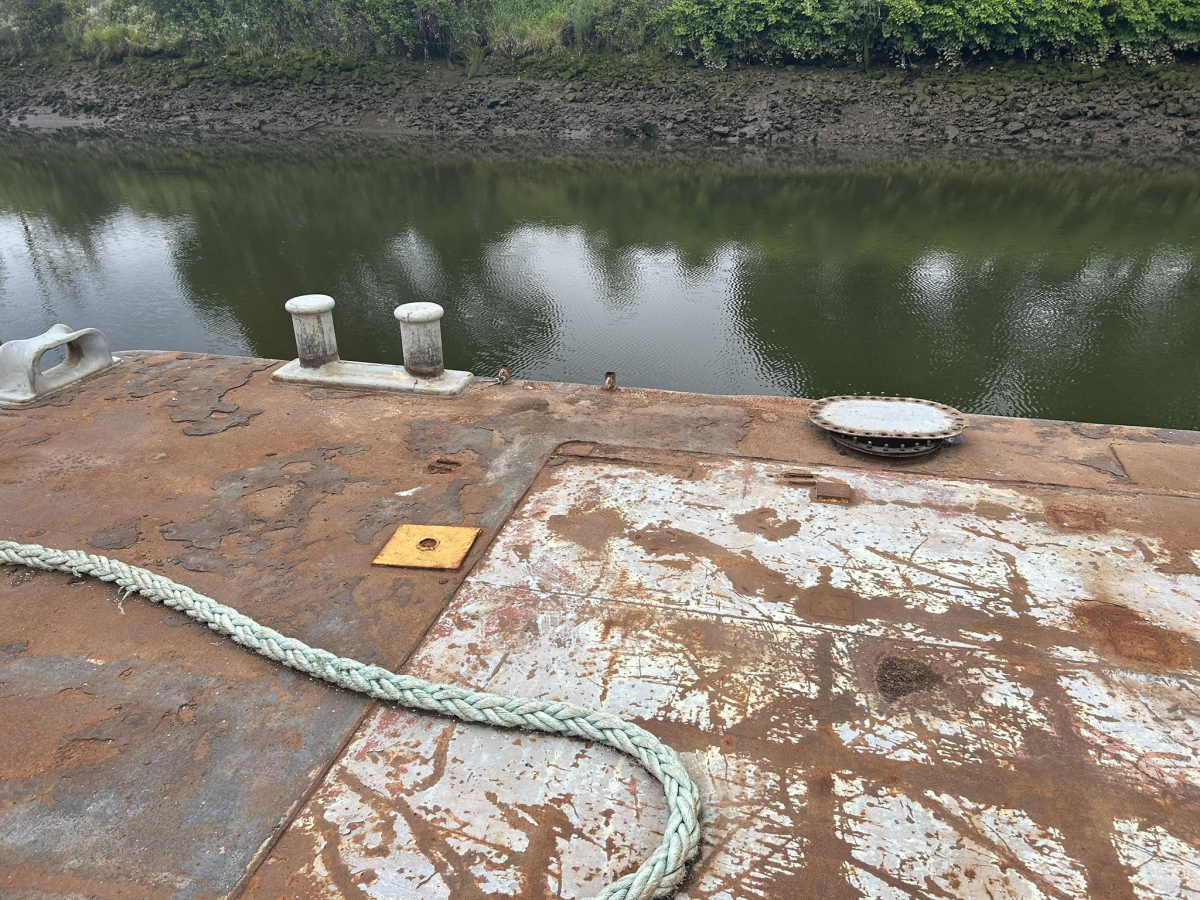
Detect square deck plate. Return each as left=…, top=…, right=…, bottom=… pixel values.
left=372, top=524, right=481, bottom=569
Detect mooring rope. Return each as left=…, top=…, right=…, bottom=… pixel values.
left=0, top=539, right=701, bottom=899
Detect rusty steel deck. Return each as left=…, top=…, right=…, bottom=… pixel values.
left=2, top=351, right=1199, bottom=900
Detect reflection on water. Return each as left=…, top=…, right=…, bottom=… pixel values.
left=2, top=142, right=1198, bottom=429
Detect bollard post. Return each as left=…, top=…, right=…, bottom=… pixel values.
left=275, top=296, right=471, bottom=395
left=394, top=302, right=446, bottom=379
left=285, top=294, right=339, bottom=368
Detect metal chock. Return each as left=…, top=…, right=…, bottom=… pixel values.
left=0, top=324, right=121, bottom=404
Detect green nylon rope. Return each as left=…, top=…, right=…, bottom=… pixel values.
left=0, top=539, right=702, bottom=900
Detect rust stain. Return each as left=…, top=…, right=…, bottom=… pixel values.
left=1074, top=600, right=1193, bottom=670
left=161, top=443, right=377, bottom=562
left=7, top=351, right=1200, bottom=900
left=0, top=863, right=177, bottom=900
left=0, top=687, right=122, bottom=779
left=280, top=452, right=1200, bottom=899
left=733, top=508, right=802, bottom=541
left=803, top=565, right=859, bottom=623
left=633, top=525, right=803, bottom=606
left=876, top=656, right=945, bottom=701
left=548, top=502, right=634, bottom=559
left=1046, top=505, right=1109, bottom=532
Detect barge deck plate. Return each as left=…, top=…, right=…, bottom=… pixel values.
left=2, top=352, right=1199, bottom=900
left=245, top=450, right=1200, bottom=900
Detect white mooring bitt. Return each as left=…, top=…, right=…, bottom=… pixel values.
left=285, top=294, right=339, bottom=368
left=394, top=302, right=446, bottom=378
left=273, top=295, right=473, bottom=396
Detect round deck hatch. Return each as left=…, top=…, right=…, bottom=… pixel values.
left=809, top=395, right=967, bottom=458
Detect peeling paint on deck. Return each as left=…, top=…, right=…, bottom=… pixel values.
left=250, top=454, right=1200, bottom=899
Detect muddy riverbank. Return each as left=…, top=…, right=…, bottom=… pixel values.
left=3, top=54, right=1200, bottom=155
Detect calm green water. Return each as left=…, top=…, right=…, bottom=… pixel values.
left=2, top=141, right=1199, bottom=429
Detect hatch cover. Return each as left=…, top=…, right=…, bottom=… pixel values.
left=268, top=451, right=1200, bottom=900
left=809, top=395, right=967, bottom=440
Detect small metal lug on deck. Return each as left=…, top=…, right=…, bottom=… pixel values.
left=813, top=477, right=854, bottom=504
left=285, top=294, right=339, bottom=368
left=0, top=323, right=120, bottom=404
left=273, top=296, right=473, bottom=396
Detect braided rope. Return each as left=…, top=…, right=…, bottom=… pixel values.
left=0, top=539, right=701, bottom=900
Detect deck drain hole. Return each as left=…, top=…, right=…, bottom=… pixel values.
left=417, top=538, right=439, bottom=551
left=877, top=657, right=943, bottom=701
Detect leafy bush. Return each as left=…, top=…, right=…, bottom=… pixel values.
left=130, top=0, right=312, bottom=49
left=3, top=0, right=1198, bottom=62
left=1, top=0, right=76, bottom=52
left=663, top=0, right=1200, bottom=66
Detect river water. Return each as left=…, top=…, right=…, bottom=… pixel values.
left=2, top=140, right=1198, bottom=429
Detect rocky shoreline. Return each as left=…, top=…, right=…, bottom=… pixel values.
left=3, top=54, right=1200, bottom=155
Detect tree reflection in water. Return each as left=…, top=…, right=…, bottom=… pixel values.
left=1, top=139, right=1198, bottom=429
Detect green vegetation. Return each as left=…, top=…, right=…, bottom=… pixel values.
left=3, top=0, right=1199, bottom=67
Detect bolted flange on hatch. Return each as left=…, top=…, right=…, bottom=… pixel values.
left=808, top=395, right=967, bottom=459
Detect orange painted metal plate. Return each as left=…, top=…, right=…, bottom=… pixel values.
left=372, top=524, right=481, bottom=569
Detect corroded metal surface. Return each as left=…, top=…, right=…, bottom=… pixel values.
left=247, top=453, right=1200, bottom=899
left=0, top=352, right=803, bottom=898
left=2, top=350, right=1199, bottom=899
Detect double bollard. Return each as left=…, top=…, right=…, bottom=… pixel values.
left=274, top=295, right=473, bottom=396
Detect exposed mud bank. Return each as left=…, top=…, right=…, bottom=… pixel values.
left=3, top=54, right=1200, bottom=157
